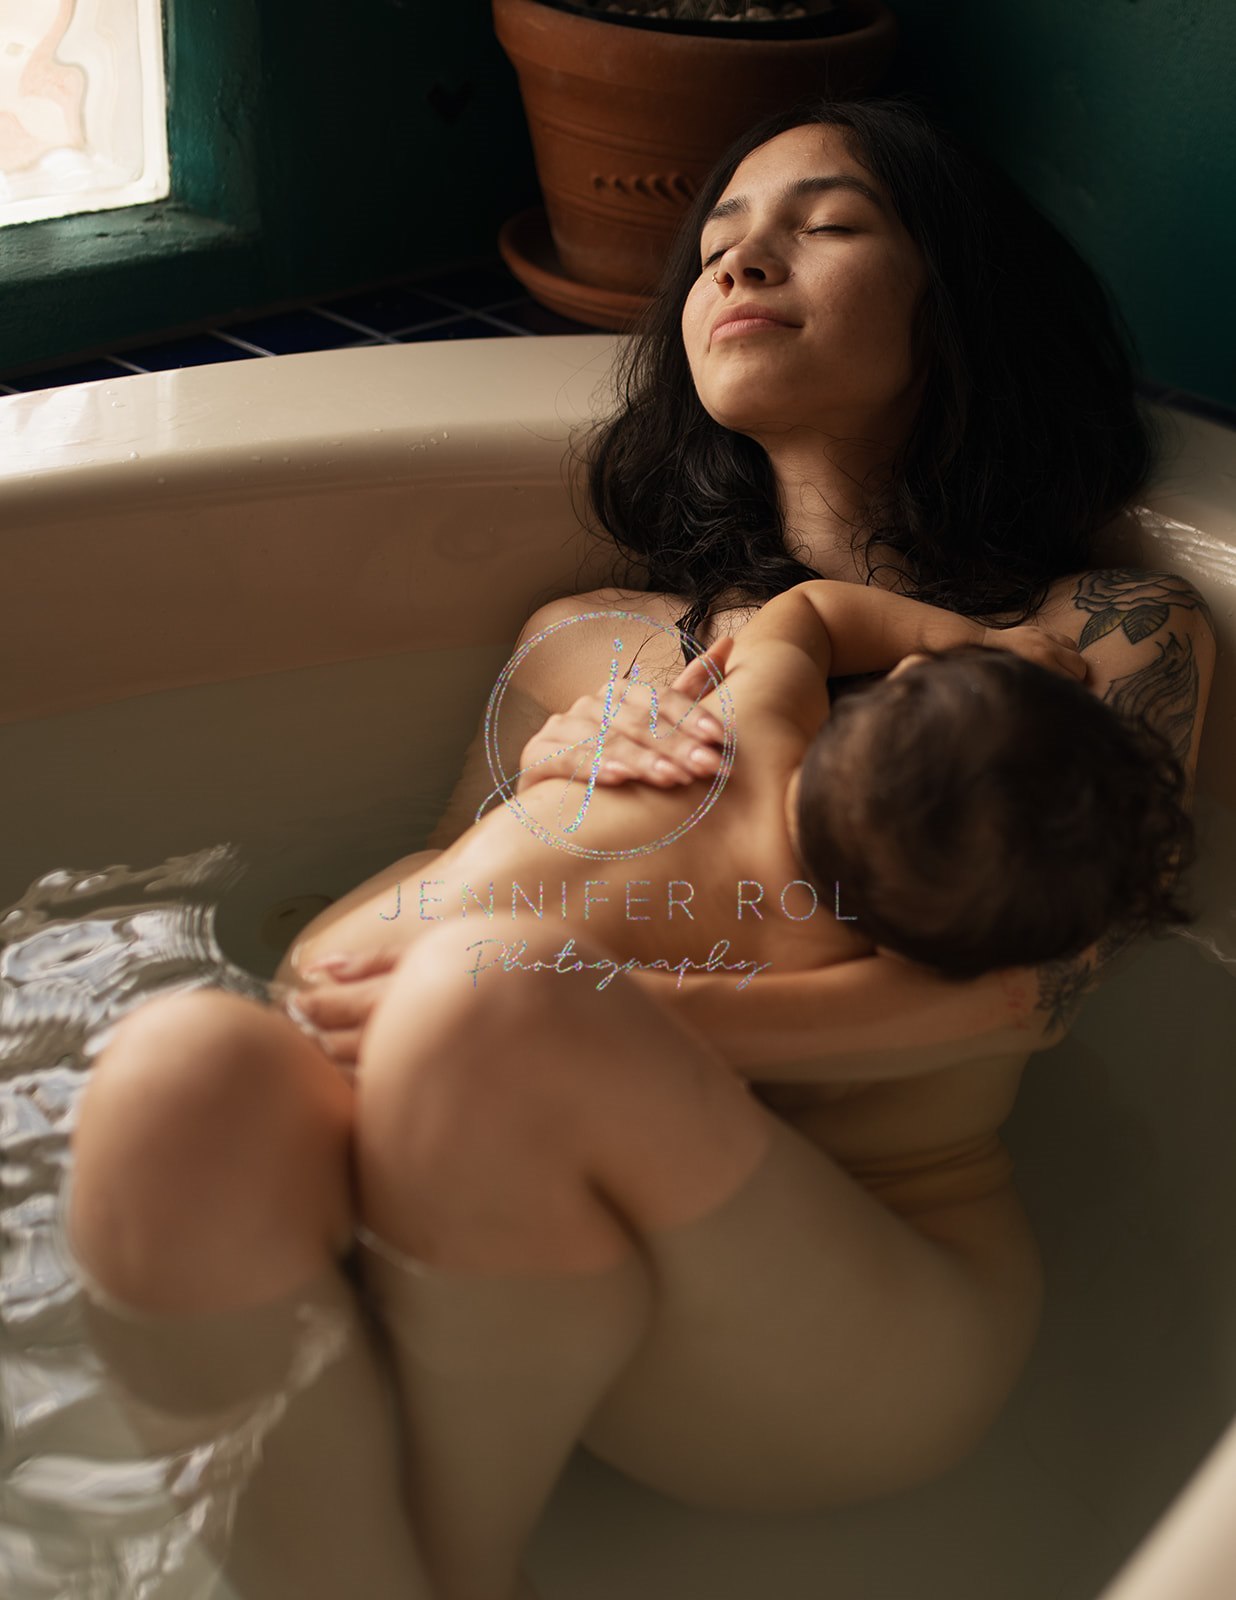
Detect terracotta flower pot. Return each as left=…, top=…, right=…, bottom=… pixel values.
left=493, top=0, right=899, bottom=325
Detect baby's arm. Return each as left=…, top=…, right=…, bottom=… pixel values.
left=800, top=579, right=1086, bottom=676
left=771, top=580, right=989, bottom=677
left=712, top=579, right=1084, bottom=738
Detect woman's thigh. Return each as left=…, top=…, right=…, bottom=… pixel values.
left=61, top=989, right=435, bottom=1599
left=352, top=922, right=777, bottom=1272
left=68, top=986, right=357, bottom=1313
left=581, top=1112, right=1043, bottom=1512
left=355, top=925, right=1041, bottom=1513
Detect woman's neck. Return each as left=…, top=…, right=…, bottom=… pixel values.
left=759, top=412, right=918, bottom=591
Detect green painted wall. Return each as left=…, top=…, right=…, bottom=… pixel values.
left=2, top=0, right=1231, bottom=410
left=0, top=0, right=538, bottom=377
left=888, top=0, right=1236, bottom=408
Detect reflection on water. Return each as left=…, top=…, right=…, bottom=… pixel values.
left=0, top=845, right=353, bottom=1599
left=6, top=812, right=1236, bottom=1598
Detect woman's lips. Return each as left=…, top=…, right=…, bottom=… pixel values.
left=711, top=318, right=796, bottom=342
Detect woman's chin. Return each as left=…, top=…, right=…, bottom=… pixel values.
left=700, top=398, right=776, bottom=438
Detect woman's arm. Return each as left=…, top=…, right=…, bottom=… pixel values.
left=425, top=684, right=550, bottom=851
left=995, top=566, right=1218, bottom=1034
left=306, top=569, right=1215, bottom=1070
left=426, top=593, right=728, bottom=848
left=424, top=599, right=592, bottom=851
left=642, top=566, right=1217, bottom=1079
left=628, top=953, right=1053, bottom=1083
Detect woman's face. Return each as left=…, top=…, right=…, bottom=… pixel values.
left=681, top=124, right=927, bottom=445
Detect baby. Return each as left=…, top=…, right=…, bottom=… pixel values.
left=789, top=639, right=1195, bottom=980
left=286, top=579, right=1196, bottom=1048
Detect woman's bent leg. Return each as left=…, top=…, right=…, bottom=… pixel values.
left=580, top=1113, right=1043, bottom=1510
left=65, top=987, right=434, bottom=1600
left=351, top=924, right=776, bottom=1600
left=70, top=988, right=355, bottom=1312
left=353, top=925, right=1042, bottom=1600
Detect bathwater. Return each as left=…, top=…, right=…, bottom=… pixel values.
left=3, top=643, right=1236, bottom=1600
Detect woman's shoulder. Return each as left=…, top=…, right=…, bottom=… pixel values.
left=511, top=588, right=696, bottom=703
left=1035, top=564, right=1216, bottom=644
left=1036, top=563, right=1216, bottom=784
left=1003, top=561, right=1219, bottom=1045
left=518, top=586, right=684, bottom=635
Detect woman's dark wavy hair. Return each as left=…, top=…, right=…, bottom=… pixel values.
left=574, top=93, right=1159, bottom=650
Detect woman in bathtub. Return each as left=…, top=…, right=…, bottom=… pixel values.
left=66, top=579, right=1195, bottom=1600
left=68, top=571, right=1192, bottom=1600
left=64, top=93, right=1215, bottom=1600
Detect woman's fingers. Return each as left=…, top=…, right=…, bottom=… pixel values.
left=600, top=735, right=721, bottom=785
left=292, top=973, right=389, bottom=1031
left=289, top=956, right=401, bottom=1068
left=302, top=948, right=399, bottom=982
left=985, top=623, right=1088, bottom=683
left=1041, top=626, right=1089, bottom=681
left=526, top=720, right=718, bottom=787
left=590, top=688, right=723, bottom=783
left=669, top=635, right=735, bottom=695
left=1055, top=642, right=1089, bottom=681
left=518, top=675, right=727, bottom=789
left=1028, top=628, right=1088, bottom=681
left=516, top=712, right=620, bottom=791
left=581, top=682, right=723, bottom=742
left=316, top=1028, right=364, bottom=1069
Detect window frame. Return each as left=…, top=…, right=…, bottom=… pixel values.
left=0, top=0, right=261, bottom=376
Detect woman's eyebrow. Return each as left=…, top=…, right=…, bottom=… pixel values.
left=702, top=174, right=886, bottom=228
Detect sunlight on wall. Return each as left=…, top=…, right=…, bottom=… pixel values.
left=0, top=0, right=169, bottom=228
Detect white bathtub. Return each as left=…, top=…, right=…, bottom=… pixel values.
left=1, top=338, right=1234, bottom=1599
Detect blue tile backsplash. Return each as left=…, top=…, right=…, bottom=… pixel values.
left=0, top=259, right=606, bottom=394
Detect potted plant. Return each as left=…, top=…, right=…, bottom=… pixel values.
left=493, top=0, right=899, bottom=329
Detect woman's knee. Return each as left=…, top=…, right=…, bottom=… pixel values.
left=359, top=928, right=567, bottom=1125
left=82, top=987, right=352, bottom=1152
left=70, top=988, right=356, bottom=1309
left=354, top=930, right=649, bottom=1236
left=357, top=927, right=767, bottom=1233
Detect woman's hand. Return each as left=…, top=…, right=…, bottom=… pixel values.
left=284, top=949, right=401, bottom=1068
left=979, top=621, right=1088, bottom=682
left=516, top=636, right=734, bottom=792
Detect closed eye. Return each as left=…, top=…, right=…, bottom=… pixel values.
left=701, top=225, right=852, bottom=270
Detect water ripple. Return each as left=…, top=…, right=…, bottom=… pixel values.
left=0, top=841, right=341, bottom=1600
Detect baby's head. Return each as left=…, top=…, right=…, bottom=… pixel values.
left=794, top=644, right=1196, bottom=979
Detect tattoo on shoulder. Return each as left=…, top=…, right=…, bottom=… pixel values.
left=1035, top=954, right=1095, bottom=1034
left=1069, top=568, right=1207, bottom=767
left=1105, top=632, right=1199, bottom=767
left=1031, top=568, right=1210, bottom=1039
left=1031, top=921, right=1139, bottom=1030
left=1070, top=568, right=1215, bottom=650
left=1094, top=921, right=1139, bottom=967
left=1035, top=922, right=1140, bottom=1035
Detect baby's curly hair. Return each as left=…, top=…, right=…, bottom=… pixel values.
left=795, top=645, right=1197, bottom=979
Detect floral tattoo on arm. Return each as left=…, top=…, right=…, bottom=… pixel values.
left=1029, top=569, right=1213, bottom=1036
left=1071, top=567, right=1216, bottom=653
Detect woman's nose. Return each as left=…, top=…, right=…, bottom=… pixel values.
left=714, top=262, right=763, bottom=287
left=713, top=242, right=788, bottom=288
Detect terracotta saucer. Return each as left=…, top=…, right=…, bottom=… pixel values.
left=498, top=207, right=652, bottom=333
